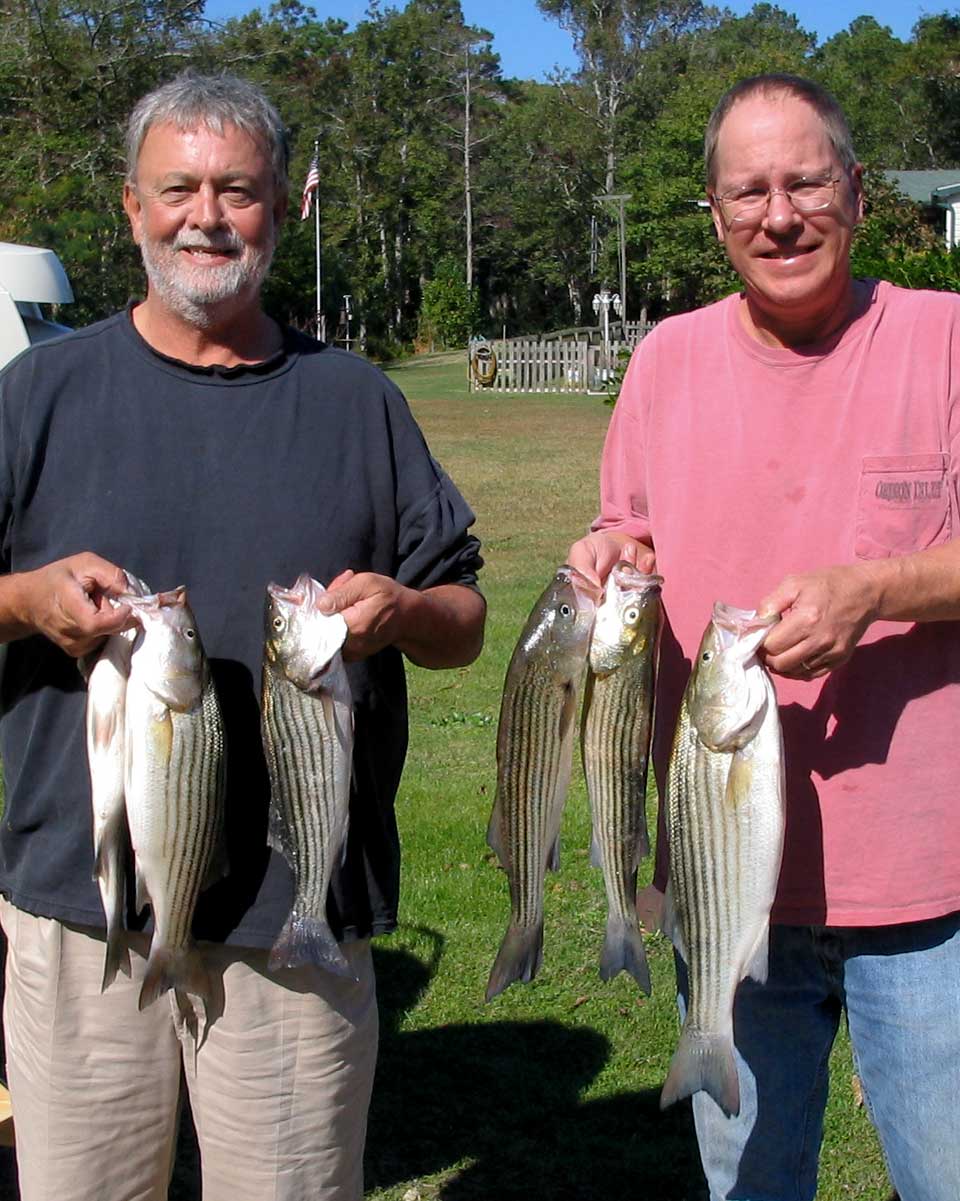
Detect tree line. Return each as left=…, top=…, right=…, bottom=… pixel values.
left=2, top=0, right=959, bottom=355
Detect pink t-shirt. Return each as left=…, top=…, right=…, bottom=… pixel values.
left=594, top=280, right=960, bottom=926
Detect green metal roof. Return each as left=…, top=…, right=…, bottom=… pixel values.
left=883, top=170, right=960, bottom=204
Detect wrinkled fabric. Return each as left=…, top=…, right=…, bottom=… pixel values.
left=595, top=281, right=960, bottom=925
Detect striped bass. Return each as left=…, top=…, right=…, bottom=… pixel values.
left=123, top=587, right=226, bottom=1015
left=485, top=566, right=600, bottom=1001
left=581, top=562, right=661, bottom=992
left=261, top=574, right=354, bottom=978
left=83, top=570, right=148, bottom=992
left=661, top=602, right=784, bottom=1118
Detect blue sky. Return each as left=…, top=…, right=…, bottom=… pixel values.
left=200, top=1, right=944, bottom=80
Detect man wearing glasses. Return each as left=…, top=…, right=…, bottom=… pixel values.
left=570, top=74, right=960, bottom=1199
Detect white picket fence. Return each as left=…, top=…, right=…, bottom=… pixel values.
left=468, top=321, right=654, bottom=394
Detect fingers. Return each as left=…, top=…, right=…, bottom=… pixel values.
left=20, top=553, right=134, bottom=658
left=758, top=565, right=876, bottom=680
left=567, top=533, right=654, bottom=587
left=315, top=573, right=402, bottom=661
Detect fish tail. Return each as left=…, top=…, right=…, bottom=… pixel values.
left=599, top=915, right=651, bottom=994
left=485, top=921, right=543, bottom=1002
left=660, top=1029, right=740, bottom=1117
left=139, top=944, right=213, bottom=1014
left=268, top=914, right=354, bottom=979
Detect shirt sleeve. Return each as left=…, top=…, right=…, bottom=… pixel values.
left=384, top=381, right=483, bottom=592
left=590, top=336, right=656, bottom=546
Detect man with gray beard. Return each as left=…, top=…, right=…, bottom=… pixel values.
left=0, top=73, right=485, bottom=1200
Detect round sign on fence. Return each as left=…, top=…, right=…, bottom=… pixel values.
left=470, top=340, right=497, bottom=387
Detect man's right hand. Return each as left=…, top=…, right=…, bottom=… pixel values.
left=566, top=531, right=656, bottom=589
left=0, top=553, right=134, bottom=658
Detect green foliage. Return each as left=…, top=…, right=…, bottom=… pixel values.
left=851, top=168, right=960, bottom=292
left=3, top=0, right=960, bottom=341
left=418, top=256, right=482, bottom=348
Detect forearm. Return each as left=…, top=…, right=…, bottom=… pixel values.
left=393, top=583, right=486, bottom=669
left=760, top=537, right=960, bottom=678
left=0, top=571, right=40, bottom=642
left=861, top=538, right=960, bottom=623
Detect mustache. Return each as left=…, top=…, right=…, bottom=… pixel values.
left=172, top=231, right=245, bottom=253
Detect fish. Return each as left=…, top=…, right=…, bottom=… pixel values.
left=660, top=602, right=784, bottom=1118
left=485, top=565, right=600, bottom=1001
left=261, top=573, right=354, bottom=978
left=123, top=586, right=226, bottom=1016
left=580, top=562, right=662, bottom=992
left=82, top=570, right=149, bottom=992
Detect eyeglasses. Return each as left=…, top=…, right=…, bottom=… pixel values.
left=714, top=176, right=841, bottom=224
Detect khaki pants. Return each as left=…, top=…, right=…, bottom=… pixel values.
left=0, top=898, right=378, bottom=1201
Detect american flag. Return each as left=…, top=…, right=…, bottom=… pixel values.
left=300, top=156, right=319, bottom=221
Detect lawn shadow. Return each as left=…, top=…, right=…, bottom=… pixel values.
left=366, top=937, right=708, bottom=1200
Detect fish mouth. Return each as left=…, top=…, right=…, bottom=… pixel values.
left=712, top=603, right=778, bottom=651
left=558, top=565, right=603, bottom=610
left=611, top=561, right=663, bottom=595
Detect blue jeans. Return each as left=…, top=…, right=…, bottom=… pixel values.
left=676, top=910, right=960, bottom=1201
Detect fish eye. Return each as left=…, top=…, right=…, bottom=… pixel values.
left=625, top=606, right=639, bottom=623
left=559, top=603, right=572, bottom=618
left=701, top=650, right=713, bottom=662
left=272, top=616, right=285, bottom=632
left=184, top=628, right=196, bottom=640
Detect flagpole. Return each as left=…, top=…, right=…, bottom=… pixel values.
left=313, top=138, right=325, bottom=343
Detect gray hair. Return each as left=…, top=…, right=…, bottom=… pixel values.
left=705, top=74, right=858, bottom=190
left=125, top=72, right=290, bottom=191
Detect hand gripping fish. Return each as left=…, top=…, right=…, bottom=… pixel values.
left=123, top=587, right=227, bottom=1018
left=261, top=574, right=355, bottom=978
left=580, top=562, right=662, bottom=993
left=660, top=603, right=784, bottom=1118
left=485, top=566, right=600, bottom=1001
left=83, top=570, right=148, bottom=992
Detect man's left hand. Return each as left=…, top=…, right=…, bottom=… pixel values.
left=317, top=571, right=485, bottom=668
left=758, top=563, right=881, bottom=679
left=317, top=570, right=404, bottom=661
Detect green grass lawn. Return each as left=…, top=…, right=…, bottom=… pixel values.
left=364, top=352, right=894, bottom=1201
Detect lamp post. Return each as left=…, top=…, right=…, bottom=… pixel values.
left=592, top=288, right=622, bottom=385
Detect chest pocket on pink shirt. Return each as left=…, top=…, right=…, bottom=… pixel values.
left=855, top=453, right=952, bottom=559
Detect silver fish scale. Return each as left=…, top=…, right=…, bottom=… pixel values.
left=667, top=685, right=782, bottom=1035
left=496, top=669, right=572, bottom=930
left=262, top=667, right=348, bottom=920
left=139, top=680, right=224, bottom=952
left=582, top=661, right=653, bottom=919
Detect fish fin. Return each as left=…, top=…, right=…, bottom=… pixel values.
left=268, top=913, right=354, bottom=979
left=486, top=793, right=508, bottom=868
left=659, top=881, right=686, bottom=960
left=93, top=811, right=131, bottom=991
left=201, top=830, right=230, bottom=892
left=632, top=809, right=651, bottom=866
left=485, top=922, right=544, bottom=1002
left=134, top=863, right=150, bottom=917
left=589, top=829, right=603, bottom=869
left=139, top=944, right=213, bottom=1013
left=724, top=750, right=755, bottom=810
left=660, top=1029, right=740, bottom=1118
left=599, top=915, right=651, bottom=994
left=743, top=917, right=771, bottom=985
left=265, top=776, right=297, bottom=864
left=546, top=834, right=561, bottom=873
left=553, top=685, right=577, bottom=805
left=101, top=932, right=130, bottom=993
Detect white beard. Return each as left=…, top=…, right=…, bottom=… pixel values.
left=139, top=228, right=274, bottom=328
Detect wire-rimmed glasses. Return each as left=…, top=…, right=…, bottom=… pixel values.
left=713, top=176, right=841, bottom=225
